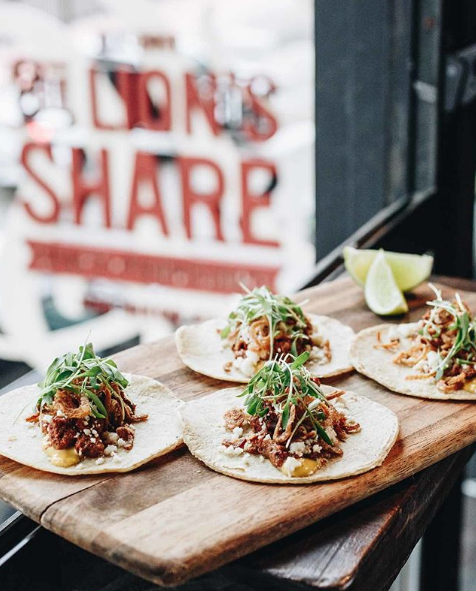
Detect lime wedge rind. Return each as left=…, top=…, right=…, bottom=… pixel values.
left=343, top=246, right=433, bottom=292
left=364, top=250, right=409, bottom=316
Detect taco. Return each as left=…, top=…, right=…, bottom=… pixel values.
left=175, top=286, right=354, bottom=383
left=0, top=343, right=183, bottom=475
left=350, top=285, right=476, bottom=400
left=181, top=352, right=398, bottom=483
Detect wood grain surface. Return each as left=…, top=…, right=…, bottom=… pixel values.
left=1, top=277, right=476, bottom=587
left=239, top=446, right=473, bottom=591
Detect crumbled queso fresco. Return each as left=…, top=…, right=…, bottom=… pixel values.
left=387, top=324, right=415, bottom=344
left=414, top=350, right=442, bottom=372
left=282, top=456, right=302, bottom=476
left=230, top=329, right=329, bottom=377
left=232, top=349, right=260, bottom=378
left=309, top=346, right=328, bottom=363
left=219, top=445, right=244, bottom=456
left=289, top=441, right=306, bottom=455
left=231, top=426, right=243, bottom=440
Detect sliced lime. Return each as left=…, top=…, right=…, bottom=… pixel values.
left=344, top=246, right=433, bottom=292
left=364, top=250, right=409, bottom=316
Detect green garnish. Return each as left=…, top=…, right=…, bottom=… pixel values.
left=221, top=285, right=309, bottom=360
left=423, top=285, right=476, bottom=380
left=36, top=342, right=129, bottom=420
left=238, top=351, right=333, bottom=446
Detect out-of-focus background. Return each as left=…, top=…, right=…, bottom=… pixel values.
left=0, top=0, right=315, bottom=377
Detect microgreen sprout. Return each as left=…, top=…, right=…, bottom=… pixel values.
left=36, top=342, right=129, bottom=420
left=221, top=285, right=310, bottom=359
left=237, top=351, right=333, bottom=446
left=421, top=284, right=476, bottom=380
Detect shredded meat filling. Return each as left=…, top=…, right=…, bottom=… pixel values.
left=224, top=408, right=249, bottom=430
left=227, top=315, right=330, bottom=367
left=53, top=389, right=91, bottom=419
left=393, top=344, right=428, bottom=367
left=384, top=300, right=476, bottom=392
left=47, top=417, right=76, bottom=449
left=28, top=380, right=147, bottom=461
left=222, top=392, right=359, bottom=471
left=75, top=434, right=105, bottom=458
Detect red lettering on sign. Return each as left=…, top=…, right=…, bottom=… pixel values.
left=20, top=142, right=60, bottom=224
left=241, top=159, right=279, bottom=247
left=138, top=70, right=172, bottom=131
left=243, top=81, right=278, bottom=142
left=28, top=241, right=280, bottom=293
left=185, top=73, right=219, bottom=136
left=179, top=156, right=225, bottom=241
left=90, top=67, right=139, bottom=130
left=127, top=152, right=168, bottom=234
left=72, top=148, right=112, bottom=228
left=119, top=70, right=142, bottom=129
left=21, top=144, right=279, bottom=246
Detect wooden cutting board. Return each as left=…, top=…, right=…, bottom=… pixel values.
left=1, top=277, right=476, bottom=587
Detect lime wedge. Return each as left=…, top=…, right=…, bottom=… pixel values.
left=344, top=246, right=433, bottom=292
left=364, top=250, right=409, bottom=316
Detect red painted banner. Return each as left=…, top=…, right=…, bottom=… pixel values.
left=27, top=241, right=279, bottom=294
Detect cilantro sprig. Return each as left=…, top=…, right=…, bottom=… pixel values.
left=238, top=352, right=333, bottom=446
left=221, top=285, right=309, bottom=359
left=36, top=342, right=129, bottom=420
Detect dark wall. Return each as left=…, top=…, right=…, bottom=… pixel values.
left=315, top=0, right=416, bottom=258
